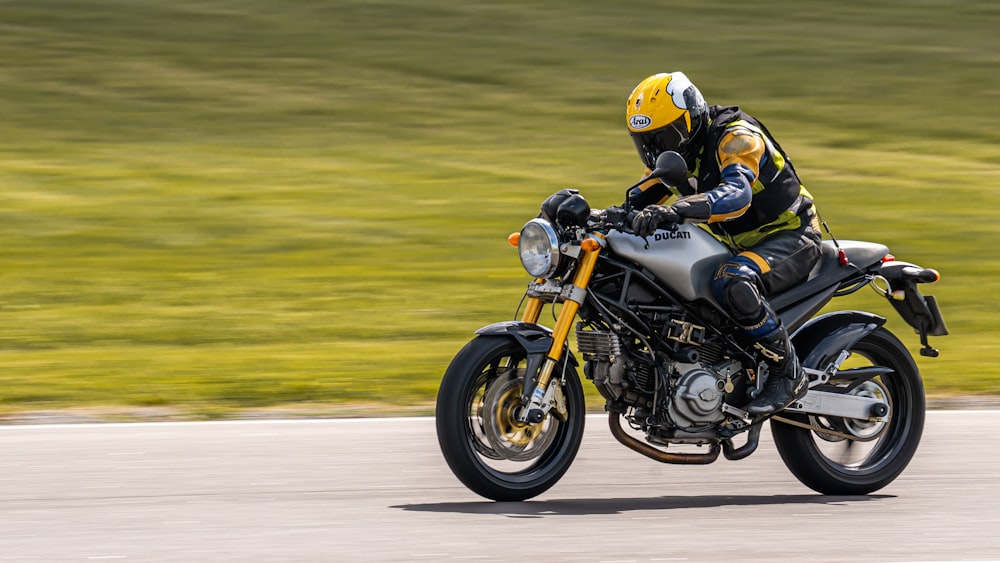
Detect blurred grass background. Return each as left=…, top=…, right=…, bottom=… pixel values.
left=0, top=0, right=997, bottom=418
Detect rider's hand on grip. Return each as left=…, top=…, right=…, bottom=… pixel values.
left=632, top=205, right=680, bottom=237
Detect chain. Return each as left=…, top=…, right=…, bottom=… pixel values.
left=770, top=415, right=885, bottom=442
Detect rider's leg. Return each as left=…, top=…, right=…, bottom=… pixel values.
left=711, top=225, right=821, bottom=414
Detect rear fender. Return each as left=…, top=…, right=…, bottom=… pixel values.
left=791, top=311, right=886, bottom=372
left=787, top=312, right=895, bottom=421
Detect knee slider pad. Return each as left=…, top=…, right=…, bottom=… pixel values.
left=722, top=277, right=764, bottom=322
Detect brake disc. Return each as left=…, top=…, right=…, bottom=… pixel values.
left=482, top=370, right=558, bottom=462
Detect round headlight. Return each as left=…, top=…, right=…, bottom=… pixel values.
left=518, top=218, right=561, bottom=278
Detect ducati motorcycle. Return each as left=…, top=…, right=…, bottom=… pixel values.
left=435, top=151, right=947, bottom=501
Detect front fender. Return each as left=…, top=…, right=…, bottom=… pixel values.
left=791, top=311, right=886, bottom=371
left=474, top=321, right=579, bottom=366
left=473, top=322, right=579, bottom=400
left=475, top=321, right=556, bottom=356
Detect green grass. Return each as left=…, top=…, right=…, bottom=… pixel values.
left=1, top=0, right=998, bottom=417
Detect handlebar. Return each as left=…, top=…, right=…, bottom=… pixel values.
left=589, top=205, right=680, bottom=236
left=588, top=206, right=634, bottom=233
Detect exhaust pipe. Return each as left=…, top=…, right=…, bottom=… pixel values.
left=721, top=421, right=763, bottom=461
left=608, top=413, right=720, bottom=465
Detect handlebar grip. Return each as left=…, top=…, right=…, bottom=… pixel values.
left=626, top=209, right=639, bottom=227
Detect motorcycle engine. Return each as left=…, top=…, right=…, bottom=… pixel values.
left=578, top=328, right=736, bottom=432
left=578, top=329, right=654, bottom=408
left=667, top=363, right=727, bottom=428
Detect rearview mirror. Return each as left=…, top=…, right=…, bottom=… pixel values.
left=648, top=151, right=689, bottom=189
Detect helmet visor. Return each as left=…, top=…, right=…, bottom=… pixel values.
left=630, top=116, right=692, bottom=169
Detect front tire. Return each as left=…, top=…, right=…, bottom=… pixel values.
left=772, top=327, right=925, bottom=495
left=435, top=335, right=586, bottom=501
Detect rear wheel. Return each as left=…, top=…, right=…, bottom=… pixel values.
left=435, top=336, right=586, bottom=501
left=772, top=327, right=925, bottom=495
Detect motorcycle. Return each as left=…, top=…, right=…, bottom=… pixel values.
left=435, top=151, right=948, bottom=501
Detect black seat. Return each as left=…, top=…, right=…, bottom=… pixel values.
left=770, top=240, right=888, bottom=311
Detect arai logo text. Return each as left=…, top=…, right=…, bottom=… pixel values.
left=629, top=114, right=652, bottom=130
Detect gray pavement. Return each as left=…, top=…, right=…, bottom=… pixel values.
left=0, top=411, right=998, bottom=562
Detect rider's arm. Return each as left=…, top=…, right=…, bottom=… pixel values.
left=627, top=169, right=679, bottom=209
left=701, top=127, right=765, bottom=223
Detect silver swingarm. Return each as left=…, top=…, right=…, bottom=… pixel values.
left=785, top=389, right=889, bottom=421
left=781, top=365, right=892, bottom=421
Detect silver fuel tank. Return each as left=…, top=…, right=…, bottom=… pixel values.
left=606, top=224, right=732, bottom=305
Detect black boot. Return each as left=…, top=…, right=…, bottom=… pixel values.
left=746, top=327, right=808, bottom=415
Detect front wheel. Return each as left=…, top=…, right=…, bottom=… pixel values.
left=772, top=326, right=925, bottom=495
left=435, top=335, right=586, bottom=501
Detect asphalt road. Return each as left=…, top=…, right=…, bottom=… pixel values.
left=1, top=411, right=998, bottom=562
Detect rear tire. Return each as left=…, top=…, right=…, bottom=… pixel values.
left=435, top=336, right=586, bottom=501
left=772, top=327, right=925, bottom=495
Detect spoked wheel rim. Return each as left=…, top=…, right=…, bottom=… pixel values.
left=437, top=335, right=586, bottom=500
left=463, top=353, right=565, bottom=475
left=772, top=326, right=925, bottom=495
left=774, top=325, right=925, bottom=496
left=807, top=376, right=895, bottom=470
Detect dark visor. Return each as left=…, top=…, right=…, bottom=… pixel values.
left=630, top=116, right=691, bottom=169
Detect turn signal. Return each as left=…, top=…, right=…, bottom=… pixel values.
left=507, top=232, right=520, bottom=247
left=580, top=238, right=601, bottom=252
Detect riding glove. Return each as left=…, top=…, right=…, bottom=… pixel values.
left=632, top=205, right=680, bottom=237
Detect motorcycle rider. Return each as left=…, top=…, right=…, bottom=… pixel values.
left=626, top=72, right=822, bottom=415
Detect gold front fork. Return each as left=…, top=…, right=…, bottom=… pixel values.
left=520, top=242, right=602, bottom=422
left=521, top=291, right=545, bottom=324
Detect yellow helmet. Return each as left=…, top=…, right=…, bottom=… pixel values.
left=626, top=72, right=708, bottom=169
